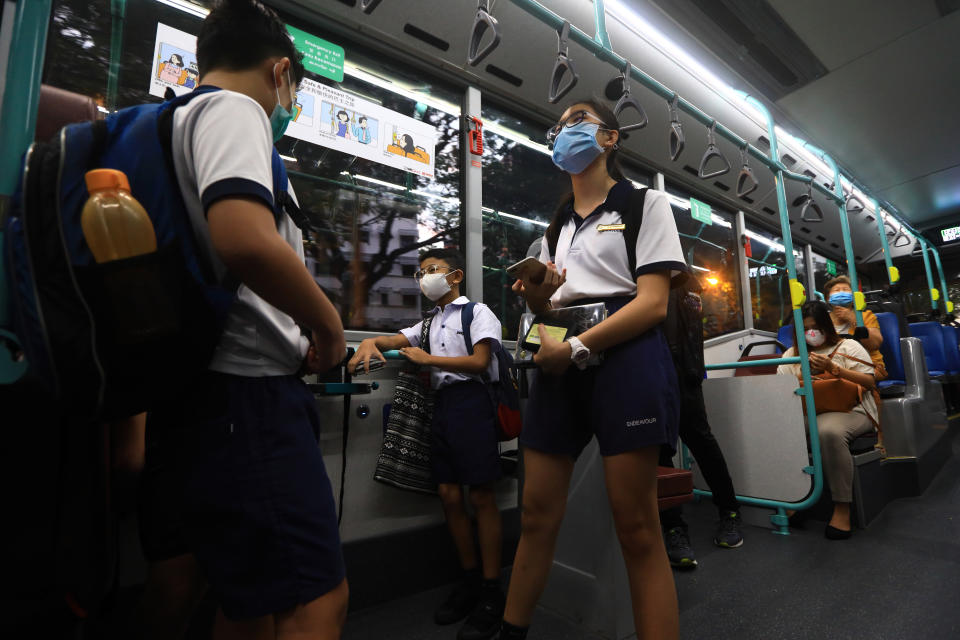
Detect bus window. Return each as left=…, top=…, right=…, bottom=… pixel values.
left=745, top=224, right=803, bottom=332
left=42, top=0, right=464, bottom=332
left=480, top=102, right=568, bottom=337
left=666, top=186, right=744, bottom=339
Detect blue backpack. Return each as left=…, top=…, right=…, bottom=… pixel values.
left=4, top=86, right=298, bottom=421
left=460, top=302, right=522, bottom=440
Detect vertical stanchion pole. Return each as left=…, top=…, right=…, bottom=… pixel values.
left=871, top=199, right=898, bottom=286
left=919, top=238, right=939, bottom=313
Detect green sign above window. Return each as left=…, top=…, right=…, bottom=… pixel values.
left=287, top=26, right=344, bottom=82
left=690, top=197, right=712, bottom=225
left=826, top=259, right=837, bottom=276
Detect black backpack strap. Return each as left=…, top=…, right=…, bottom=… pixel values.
left=622, top=187, right=648, bottom=279
left=461, top=302, right=477, bottom=355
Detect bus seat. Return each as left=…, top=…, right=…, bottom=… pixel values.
left=880, top=337, right=949, bottom=458
left=866, top=299, right=911, bottom=338
left=34, top=84, right=99, bottom=142
left=939, top=325, right=960, bottom=376
left=875, top=312, right=906, bottom=396
left=778, top=325, right=794, bottom=351
left=909, top=322, right=949, bottom=378
left=657, top=466, right=693, bottom=511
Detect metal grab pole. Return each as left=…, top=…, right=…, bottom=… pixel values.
left=0, top=0, right=52, bottom=385
left=592, top=0, right=611, bottom=49
left=107, top=0, right=127, bottom=111
left=871, top=198, right=898, bottom=286
left=919, top=238, right=939, bottom=312
left=930, top=244, right=951, bottom=313
left=802, top=141, right=863, bottom=327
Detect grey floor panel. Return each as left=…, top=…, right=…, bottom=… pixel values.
left=344, top=431, right=960, bottom=640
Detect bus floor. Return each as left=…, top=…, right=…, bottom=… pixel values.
left=345, top=428, right=960, bottom=640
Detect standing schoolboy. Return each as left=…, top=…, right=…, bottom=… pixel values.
left=141, top=1, right=349, bottom=638
left=501, top=99, right=683, bottom=640
left=350, top=248, right=506, bottom=640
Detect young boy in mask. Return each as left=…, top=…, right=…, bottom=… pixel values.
left=824, top=275, right=886, bottom=381
left=350, top=248, right=505, bottom=640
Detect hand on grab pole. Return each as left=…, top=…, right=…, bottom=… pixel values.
left=348, top=338, right=384, bottom=374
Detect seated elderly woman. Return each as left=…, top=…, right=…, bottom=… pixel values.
left=823, top=275, right=886, bottom=381
left=778, top=301, right=878, bottom=540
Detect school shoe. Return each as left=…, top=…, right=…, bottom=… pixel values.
left=664, top=527, right=697, bottom=569
left=457, top=584, right=505, bottom=640
left=713, top=511, right=744, bottom=548
left=824, top=525, right=852, bottom=540
left=435, top=578, right=480, bottom=625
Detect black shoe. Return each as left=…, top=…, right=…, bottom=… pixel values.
left=713, top=511, right=744, bottom=548
left=457, top=588, right=505, bottom=640
left=824, top=525, right=852, bottom=540
left=664, top=527, right=697, bottom=569
left=435, top=579, right=480, bottom=626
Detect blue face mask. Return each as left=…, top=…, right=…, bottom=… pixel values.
left=829, top=291, right=854, bottom=306
left=269, top=64, right=294, bottom=143
left=551, top=122, right=604, bottom=174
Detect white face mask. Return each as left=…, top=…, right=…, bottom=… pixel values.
left=419, top=272, right=452, bottom=301
left=805, top=329, right=826, bottom=348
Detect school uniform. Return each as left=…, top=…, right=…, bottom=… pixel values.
left=520, top=181, right=687, bottom=459
left=142, top=87, right=344, bottom=620
left=400, top=297, right=503, bottom=486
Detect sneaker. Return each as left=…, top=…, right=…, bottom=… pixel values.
left=435, top=579, right=479, bottom=626
left=714, top=511, right=744, bottom=548
left=457, top=588, right=505, bottom=640
left=664, top=527, right=697, bottom=569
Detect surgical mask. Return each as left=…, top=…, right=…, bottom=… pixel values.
left=269, top=64, right=295, bottom=143
left=805, top=329, right=826, bottom=347
left=551, top=122, right=604, bottom=174
left=419, top=272, right=452, bottom=301
left=829, top=291, right=855, bottom=307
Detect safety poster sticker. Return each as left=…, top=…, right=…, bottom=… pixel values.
left=149, top=23, right=199, bottom=99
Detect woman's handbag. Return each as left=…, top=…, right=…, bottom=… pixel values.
left=373, top=315, right=437, bottom=494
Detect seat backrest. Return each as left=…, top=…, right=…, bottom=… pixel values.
left=874, top=312, right=905, bottom=381
left=909, top=321, right=948, bottom=374
left=34, top=84, right=99, bottom=142
left=777, top=325, right=794, bottom=352
left=940, top=325, right=960, bottom=373
left=866, top=300, right=910, bottom=337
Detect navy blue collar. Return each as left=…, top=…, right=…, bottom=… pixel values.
left=566, top=180, right=633, bottom=228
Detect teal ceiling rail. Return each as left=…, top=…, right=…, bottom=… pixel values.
left=592, top=0, right=611, bottom=49
left=0, top=0, right=52, bottom=385
left=801, top=140, right=864, bottom=327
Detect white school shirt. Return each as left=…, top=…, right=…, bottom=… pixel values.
left=170, top=88, right=309, bottom=376
left=540, top=183, right=687, bottom=306
left=400, top=296, right=502, bottom=390
left=777, top=339, right=879, bottom=425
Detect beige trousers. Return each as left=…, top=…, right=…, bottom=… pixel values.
left=816, top=411, right=874, bottom=503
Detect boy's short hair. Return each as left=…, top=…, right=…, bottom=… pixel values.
left=823, top=275, right=851, bottom=297
left=198, top=0, right=305, bottom=83
left=420, top=248, right=464, bottom=275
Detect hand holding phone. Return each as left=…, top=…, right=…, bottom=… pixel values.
left=506, top=257, right=547, bottom=284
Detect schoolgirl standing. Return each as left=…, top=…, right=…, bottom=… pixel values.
left=499, top=99, right=684, bottom=640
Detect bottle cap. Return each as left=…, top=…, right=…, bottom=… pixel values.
left=84, top=169, right=131, bottom=193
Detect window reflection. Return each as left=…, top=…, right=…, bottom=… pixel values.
left=746, top=225, right=803, bottom=331
left=667, top=188, right=744, bottom=339
left=480, top=102, right=568, bottom=338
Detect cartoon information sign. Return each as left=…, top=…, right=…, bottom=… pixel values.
left=286, top=79, right=437, bottom=178
left=149, top=23, right=199, bottom=98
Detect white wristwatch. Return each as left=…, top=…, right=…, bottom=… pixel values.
left=567, top=336, right=590, bottom=370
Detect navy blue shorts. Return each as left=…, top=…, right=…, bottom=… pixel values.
left=431, top=381, right=502, bottom=486
left=176, top=372, right=345, bottom=620
left=520, top=298, right=680, bottom=459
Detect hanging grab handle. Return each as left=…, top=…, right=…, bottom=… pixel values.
left=360, top=0, right=383, bottom=14
left=548, top=21, right=578, bottom=104
left=845, top=192, right=865, bottom=214
left=467, top=0, right=501, bottom=66
left=698, top=121, right=730, bottom=179
left=668, top=93, right=684, bottom=161
left=613, top=60, right=647, bottom=134
left=736, top=143, right=758, bottom=198
left=798, top=183, right=823, bottom=222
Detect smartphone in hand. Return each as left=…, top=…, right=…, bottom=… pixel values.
left=506, top=256, right=547, bottom=284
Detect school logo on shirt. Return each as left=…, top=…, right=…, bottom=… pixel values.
left=626, top=417, right=657, bottom=427
left=597, top=223, right=626, bottom=232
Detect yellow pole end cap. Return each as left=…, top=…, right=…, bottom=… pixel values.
left=789, top=279, right=806, bottom=309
